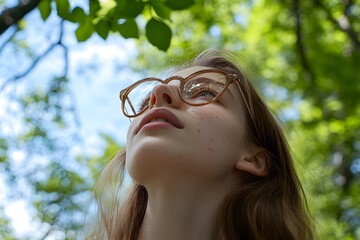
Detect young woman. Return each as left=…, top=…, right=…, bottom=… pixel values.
left=86, top=50, right=315, bottom=240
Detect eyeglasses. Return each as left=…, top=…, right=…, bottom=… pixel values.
left=119, top=69, right=239, bottom=118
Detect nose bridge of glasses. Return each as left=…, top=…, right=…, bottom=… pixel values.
left=152, top=77, right=181, bottom=95
left=163, top=76, right=182, bottom=87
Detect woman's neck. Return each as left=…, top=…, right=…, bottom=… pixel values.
left=137, top=177, right=237, bottom=240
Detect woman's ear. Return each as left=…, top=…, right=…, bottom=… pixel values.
left=235, top=149, right=271, bottom=176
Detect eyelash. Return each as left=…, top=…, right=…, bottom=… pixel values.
left=190, top=86, right=218, bottom=98
left=138, top=96, right=150, bottom=111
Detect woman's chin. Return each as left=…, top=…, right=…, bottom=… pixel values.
left=125, top=145, right=183, bottom=184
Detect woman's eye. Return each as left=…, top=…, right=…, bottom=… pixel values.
left=185, top=77, right=223, bottom=101
left=137, top=96, right=150, bottom=111
left=191, top=86, right=217, bottom=99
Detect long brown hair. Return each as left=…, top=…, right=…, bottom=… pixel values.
left=86, top=50, right=315, bottom=240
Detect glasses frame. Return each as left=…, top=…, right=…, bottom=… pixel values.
left=119, top=69, right=242, bottom=118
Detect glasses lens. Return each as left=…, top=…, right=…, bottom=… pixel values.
left=124, top=79, right=161, bottom=116
left=182, top=72, right=226, bottom=104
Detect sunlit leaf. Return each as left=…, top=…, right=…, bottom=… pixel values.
left=97, top=0, right=117, bottom=17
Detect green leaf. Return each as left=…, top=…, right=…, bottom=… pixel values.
left=90, top=0, right=101, bottom=16
left=95, top=20, right=110, bottom=39
left=67, top=7, right=86, bottom=23
left=164, top=0, right=194, bottom=10
left=122, top=0, right=144, bottom=18
left=151, top=2, right=172, bottom=19
left=55, top=0, right=70, bottom=18
left=38, top=0, right=52, bottom=21
left=97, top=0, right=117, bottom=17
left=75, top=17, right=94, bottom=42
left=114, top=0, right=126, bottom=11
left=145, top=18, right=172, bottom=51
left=117, top=19, right=139, bottom=38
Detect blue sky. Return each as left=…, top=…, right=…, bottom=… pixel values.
left=0, top=8, right=141, bottom=237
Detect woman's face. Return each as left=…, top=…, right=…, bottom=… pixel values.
left=125, top=66, right=251, bottom=185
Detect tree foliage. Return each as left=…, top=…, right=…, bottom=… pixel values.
left=1, top=0, right=194, bottom=51
left=1, top=0, right=360, bottom=239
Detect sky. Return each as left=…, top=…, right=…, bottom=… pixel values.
left=0, top=7, right=140, bottom=238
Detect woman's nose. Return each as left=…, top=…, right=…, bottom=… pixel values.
left=149, top=84, right=182, bottom=109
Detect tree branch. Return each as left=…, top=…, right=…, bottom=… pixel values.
left=342, top=0, right=352, bottom=15
left=39, top=212, right=60, bottom=240
left=0, top=0, right=41, bottom=35
left=0, top=21, right=65, bottom=92
left=58, top=21, right=68, bottom=76
left=313, top=0, right=360, bottom=51
left=292, top=0, right=316, bottom=87
left=0, top=25, right=19, bottom=53
left=0, top=42, right=57, bottom=91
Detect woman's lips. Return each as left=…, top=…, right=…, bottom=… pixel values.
left=136, top=108, right=184, bottom=134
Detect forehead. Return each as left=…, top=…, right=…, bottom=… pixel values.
left=172, top=66, right=214, bottom=77
left=168, top=66, right=226, bottom=86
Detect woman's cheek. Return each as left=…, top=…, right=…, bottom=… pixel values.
left=193, top=112, right=227, bottom=159
left=126, top=119, right=139, bottom=142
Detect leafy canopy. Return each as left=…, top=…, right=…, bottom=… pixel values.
left=36, top=0, right=194, bottom=51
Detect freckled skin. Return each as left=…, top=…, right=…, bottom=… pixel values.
left=125, top=66, right=249, bottom=184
